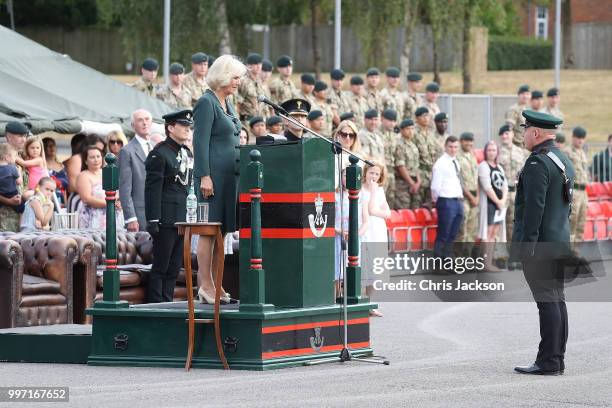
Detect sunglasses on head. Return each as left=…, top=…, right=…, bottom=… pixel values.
left=109, top=140, right=123, bottom=145
left=338, top=131, right=356, bottom=139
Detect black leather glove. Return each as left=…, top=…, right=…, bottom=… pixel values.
left=146, top=221, right=160, bottom=237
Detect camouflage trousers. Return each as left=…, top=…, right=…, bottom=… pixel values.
left=505, top=191, right=516, bottom=243
left=570, top=190, right=587, bottom=242
left=458, top=200, right=479, bottom=242
left=416, top=170, right=431, bottom=208
left=384, top=169, right=395, bottom=209
left=0, top=205, right=20, bottom=232
left=393, top=177, right=418, bottom=209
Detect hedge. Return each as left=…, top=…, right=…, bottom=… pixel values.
left=488, top=36, right=553, bottom=70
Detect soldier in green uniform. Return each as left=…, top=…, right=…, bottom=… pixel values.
left=145, top=109, right=194, bottom=303
left=498, top=124, right=527, bottom=243
left=312, top=80, right=337, bottom=137
left=307, top=110, right=325, bottom=136
left=530, top=90, right=545, bottom=112
left=266, top=115, right=283, bottom=135
left=328, top=69, right=350, bottom=123
left=260, top=59, right=274, bottom=117
left=563, top=126, right=589, bottom=242
left=347, top=76, right=368, bottom=128
left=456, top=132, right=479, bottom=243
left=380, top=67, right=405, bottom=120
left=555, top=132, right=566, bottom=149
left=156, top=63, right=192, bottom=109
left=413, top=107, right=439, bottom=207
left=269, top=55, right=297, bottom=104
left=237, top=53, right=267, bottom=129
left=357, top=109, right=385, bottom=164
left=404, top=72, right=423, bottom=120
left=296, top=73, right=317, bottom=106
left=183, top=52, right=209, bottom=106
left=394, top=119, right=421, bottom=209
left=545, top=87, right=564, bottom=121
left=434, top=112, right=449, bottom=153
left=131, top=57, right=159, bottom=97
left=249, top=116, right=268, bottom=142
left=365, top=67, right=383, bottom=111
left=380, top=109, right=399, bottom=205
left=505, top=84, right=531, bottom=148
left=513, top=110, right=574, bottom=376
left=423, top=82, right=441, bottom=131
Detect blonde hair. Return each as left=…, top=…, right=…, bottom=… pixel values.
left=24, top=136, right=45, bottom=161
left=106, top=130, right=128, bottom=145
left=0, top=142, right=15, bottom=160
left=333, top=120, right=361, bottom=152
left=364, top=159, right=386, bottom=186
left=206, top=54, right=247, bottom=90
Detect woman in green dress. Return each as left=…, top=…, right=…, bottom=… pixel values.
left=193, top=55, right=246, bottom=304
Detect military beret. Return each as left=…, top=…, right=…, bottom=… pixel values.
left=142, top=57, right=159, bottom=71
left=531, top=90, right=543, bottom=99
left=382, top=109, right=397, bottom=121
left=555, top=132, right=566, bottom=144
left=246, top=53, right=263, bottom=65
left=162, top=109, right=193, bottom=126
left=301, top=73, right=316, bottom=85
left=434, top=112, right=448, bottom=122
left=521, top=110, right=563, bottom=129
left=407, top=72, right=423, bottom=81
left=314, top=80, right=328, bottom=92
left=207, top=55, right=216, bottom=66
left=415, top=107, right=429, bottom=117
left=281, top=98, right=310, bottom=115
left=460, top=132, right=474, bottom=141
left=399, top=119, right=415, bottom=129
left=330, top=68, right=345, bottom=80
left=339, top=112, right=355, bottom=121
left=276, top=55, right=293, bottom=67
left=498, top=124, right=512, bottom=135
left=385, top=67, right=400, bottom=77
left=350, top=75, right=364, bottom=86
left=169, top=62, right=184, bottom=75
left=364, top=109, right=378, bottom=120
left=191, top=52, right=208, bottom=64
left=426, top=82, right=440, bottom=93
left=249, top=116, right=264, bottom=127
left=262, top=59, right=273, bottom=72
left=572, top=126, right=587, bottom=138
left=307, top=110, right=323, bottom=121
left=366, top=67, right=380, bottom=77
left=5, top=121, right=29, bottom=135
left=547, top=87, right=559, bottom=97
left=518, top=84, right=530, bottom=94
left=266, top=116, right=282, bottom=127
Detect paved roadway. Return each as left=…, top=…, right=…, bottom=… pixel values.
left=1, top=301, right=611, bottom=408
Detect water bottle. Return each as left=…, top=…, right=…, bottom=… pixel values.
left=186, top=182, right=197, bottom=223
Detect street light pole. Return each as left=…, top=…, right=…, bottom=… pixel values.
left=334, top=0, right=341, bottom=69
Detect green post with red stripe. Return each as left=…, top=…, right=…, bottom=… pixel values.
left=346, top=155, right=364, bottom=304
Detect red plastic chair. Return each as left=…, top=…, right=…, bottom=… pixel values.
left=593, top=183, right=607, bottom=201
left=600, top=201, right=612, bottom=239
left=389, top=210, right=408, bottom=252
left=586, top=202, right=607, bottom=240
left=392, top=209, right=423, bottom=252
left=586, top=183, right=597, bottom=201
left=473, top=148, right=484, bottom=164
left=604, top=182, right=612, bottom=198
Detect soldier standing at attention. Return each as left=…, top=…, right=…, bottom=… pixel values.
left=328, top=69, right=350, bottom=123
left=312, top=80, right=337, bottom=137
left=296, top=73, right=317, bottom=106
left=380, top=109, right=399, bottom=205
left=365, top=67, right=383, bottom=111
left=307, top=110, right=325, bottom=136
left=358, top=109, right=385, bottom=164
left=513, top=110, right=574, bottom=376
left=394, top=119, right=421, bottom=209
left=380, top=67, right=405, bottom=119
left=347, top=75, right=368, bottom=128
left=269, top=55, right=297, bottom=104
left=563, top=126, right=589, bottom=242
left=183, top=52, right=209, bottom=106
left=530, top=90, right=545, bottom=112
left=237, top=53, right=266, bottom=129
left=260, top=59, right=274, bottom=117
left=156, top=63, right=192, bottom=109
left=145, top=109, right=194, bottom=303
left=505, top=84, right=531, bottom=148
left=131, top=57, right=159, bottom=98
left=434, top=112, right=450, bottom=153
left=498, top=124, right=526, bottom=244
left=266, top=116, right=283, bottom=135
left=413, top=107, right=439, bottom=207
left=456, top=132, right=479, bottom=243
left=404, top=72, right=423, bottom=120
left=545, top=87, right=564, bottom=121
left=423, top=82, right=441, bottom=130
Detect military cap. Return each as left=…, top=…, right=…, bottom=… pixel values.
left=399, top=119, right=415, bottom=129
left=169, top=62, right=184, bottom=75
left=460, top=132, right=474, bottom=141
left=426, top=82, right=440, bottom=93
left=498, top=124, right=512, bottom=135
left=307, top=110, right=323, bottom=121
left=407, top=72, right=423, bottom=81
left=434, top=112, right=448, bottom=122
left=385, top=67, right=400, bottom=78
left=382, top=109, right=397, bottom=121
left=276, top=55, right=293, bottom=67
left=314, top=80, right=328, bottom=92
left=5, top=121, right=29, bottom=135
left=364, top=109, right=378, bottom=120
left=366, top=67, right=380, bottom=77
left=415, top=107, right=429, bottom=117
left=281, top=98, right=310, bottom=116
left=531, top=90, right=544, bottom=99
left=339, top=112, right=355, bottom=121
left=350, top=75, right=364, bottom=86
left=555, top=132, right=566, bottom=144
left=301, top=73, right=316, bottom=85
left=266, top=116, right=282, bottom=127
left=521, top=110, right=563, bottom=129
left=547, top=87, right=559, bottom=97
left=518, top=84, right=530, bottom=94
left=249, top=116, right=264, bottom=127
left=207, top=55, right=216, bottom=66
left=262, top=59, right=273, bottom=72
left=330, top=68, right=345, bottom=80
left=246, top=53, right=263, bottom=65
left=191, top=52, right=208, bottom=64
left=142, top=57, right=159, bottom=71
left=572, top=126, right=587, bottom=138
left=162, top=109, right=193, bottom=126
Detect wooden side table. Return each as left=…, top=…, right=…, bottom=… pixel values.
left=175, top=222, right=229, bottom=371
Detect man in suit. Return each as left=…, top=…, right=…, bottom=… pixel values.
left=513, top=110, right=574, bottom=376
left=119, top=109, right=153, bottom=232
left=145, top=109, right=194, bottom=303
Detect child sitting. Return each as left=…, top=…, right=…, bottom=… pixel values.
left=0, top=143, right=24, bottom=213
left=20, top=177, right=56, bottom=232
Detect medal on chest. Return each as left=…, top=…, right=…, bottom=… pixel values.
left=174, top=148, right=193, bottom=185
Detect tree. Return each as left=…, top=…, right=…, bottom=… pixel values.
left=426, top=0, right=451, bottom=85
left=461, top=0, right=478, bottom=94
left=216, top=0, right=231, bottom=55
left=400, top=0, right=420, bottom=82
left=310, top=0, right=321, bottom=77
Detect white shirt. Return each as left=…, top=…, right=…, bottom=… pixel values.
left=134, top=134, right=152, bottom=157
left=431, top=153, right=463, bottom=201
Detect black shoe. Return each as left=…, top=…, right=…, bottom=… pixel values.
left=514, top=363, right=560, bottom=376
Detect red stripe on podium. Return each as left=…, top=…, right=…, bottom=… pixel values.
left=262, top=317, right=369, bottom=334
left=239, top=192, right=335, bottom=203
left=261, top=341, right=370, bottom=359
left=240, top=228, right=334, bottom=239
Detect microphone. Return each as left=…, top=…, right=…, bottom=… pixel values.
left=257, top=95, right=288, bottom=115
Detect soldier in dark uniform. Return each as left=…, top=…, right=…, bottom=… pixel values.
left=144, top=109, right=194, bottom=303
left=256, top=98, right=311, bottom=144
left=512, top=110, right=574, bottom=376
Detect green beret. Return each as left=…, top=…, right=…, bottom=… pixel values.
left=518, top=84, right=530, bottom=94
left=330, top=69, right=345, bottom=80
left=521, top=110, right=563, bottom=130
left=385, top=67, right=400, bottom=77
left=339, top=112, right=355, bottom=121
left=142, top=57, right=159, bottom=71
left=531, top=90, right=543, bottom=99
left=314, top=80, right=328, bottom=92
left=434, top=112, right=448, bottom=122
left=498, top=124, right=512, bottom=135
left=162, top=109, right=193, bottom=126
left=415, top=107, right=429, bottom=117
left=572, top=126, right=587, bottom=138
left=276, top=55, right=292, bottom=67
left=262, top=59, right=273, bottom=72
left=399, top=119, right=414, bottom=129
left=364, top=109, right=378, bottom=119
left=460, top=132, right=474, bottom=141
left=307, top=110, right=323, bottom=121
left=555, top=132, right=566, bottom=143
left=366, top=67, right=380, bottom=77
left=350, top=75, right=364, bottom=86
left=249, top=116, right=264, bottom=127
left=5, top=121, right=29, bottom=135
left=266, top=116, right=282, bottom=127
left=407, top=72, right=422, bottom=81
left=169, top=62, right=184, bottom=75
left=300, top=73, right=315, bottom=85
left=382, top=109, right=397, bottom=121
left=426, top=82, right=440, bottom=93
left=547, top=87, right=559, bottom=97
left=246, top=53, right=263, bottom=65
left=191, top=52, right=208, bottom=64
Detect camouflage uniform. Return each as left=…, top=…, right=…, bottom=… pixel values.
left=424, top=101, right=440, bottom=131
left=381, top=129, right=400, bottom=206
left=505, top=103, right=528, bottom=148
left=295, top=90, right=317, bottom=107
left=182, top=72, right=209, bottom=106
left=498, top=143, right=527, bottom=242
left=393, top=136, right=420, bottom=209
left=365, top=86, right=383, bottom=111
left=312, top=99, right=337, bottom=138
left=358, top=128, right=385, bottom=165
left=545, top=106, right=565, bottom=122
left=156, top=85, right=192, bottom=109
left=380, top=87, right=405, bottom=120
left=346, top=93, right=369, bottom=128
left=237, top=74, right=267, bottom=128
left=269, top=77, right=297, bottom=104
left=328, top=88, right=350, bottom=116
left=131, top=77, right=157, bottom=98
left=564, top=144, right=588, bottom=242
left=403, top=92, right=422, bottom=120
left=413, top=125, right=438, bottom=206
left=434, top=131, right=449, bottom=159
left=456, top=149, right=479, bottom=242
